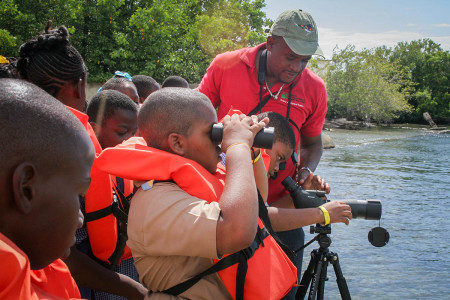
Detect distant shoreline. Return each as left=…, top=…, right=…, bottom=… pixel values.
left=87, top=83, right=449, bottom=129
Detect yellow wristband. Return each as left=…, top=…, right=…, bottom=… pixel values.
left=252, top=152, right=261, bottom=164
left=226, top=142, right=250, bottom=153
left=318, top=206, right=331, bottom=225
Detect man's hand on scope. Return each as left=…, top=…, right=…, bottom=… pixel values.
left=321, top=201, right=353, bottom=225
left=299, top=172, right=331, bottom=195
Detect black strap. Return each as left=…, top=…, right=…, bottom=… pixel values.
left=257, top=191, right=296, bottom=264
left=286, top=84, right=293, bottom=120
left=249, top=94, right=272, bottom=116
left=258, top=49, right=267, bottom=85
left=163, top=226, right=269, bottom=299
left=84, top=205, right=113, bottom=223
left=84, top=177, right=133, bottom=269
left=107, top=178, right=132, bottom=269
left=249, top=49, right=271, bottom=116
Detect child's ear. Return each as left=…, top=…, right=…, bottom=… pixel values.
left=167, top=133, right=186, bottom=155
left=74, top=78, right=83, bottom=99
left=12, top=162, right=37, bottom=214
left=89, top=121, right=101, bottom=137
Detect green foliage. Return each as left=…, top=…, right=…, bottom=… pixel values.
left=0, top=28, right=18, bottom=55
left=0, top=0, right=80, bottom=57
left=197, top=0, right=267, bottom=58
left=326, top=45, right=412, bottom=123
left=1, top=0, right=268, bottom=84
left=388, top=39, right=450, bottom=122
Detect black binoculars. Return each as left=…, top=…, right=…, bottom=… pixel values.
left=210, top=123, right=274, bottom=149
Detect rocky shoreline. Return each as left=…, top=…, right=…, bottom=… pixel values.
left=321, top=118, right=449, bottom=149
left=324, top=118, right=376, bottom=130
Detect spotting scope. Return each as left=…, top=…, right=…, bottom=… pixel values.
left=282, top=176, right=382, bottom=220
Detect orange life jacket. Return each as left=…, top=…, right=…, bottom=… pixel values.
left=0, top=233, right=82, bottom=300
left=96, top=137, right=297, bottom=300
left=84, top=153, right=134, bottom=266
left=66, top=106, right=102, bottom=155
left=65, top=107, right=133, bottom=265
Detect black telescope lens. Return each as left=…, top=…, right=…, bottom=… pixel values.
left=342, top=199, right=382, bottom=220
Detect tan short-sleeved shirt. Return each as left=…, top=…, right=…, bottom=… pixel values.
left=127, top=182, right=232, bottom=300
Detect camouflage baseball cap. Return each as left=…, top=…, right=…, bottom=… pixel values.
left=270, top=9, right=324, bottom=57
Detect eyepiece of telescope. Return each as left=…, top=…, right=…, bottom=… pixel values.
left=281, top=176, right=382, bottom=220
left=211, top=123, right=274, bottom=149
left=282, top=176, right=325, bottom=209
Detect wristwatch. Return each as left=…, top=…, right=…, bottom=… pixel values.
left=300, top=166, right=312, bottom=176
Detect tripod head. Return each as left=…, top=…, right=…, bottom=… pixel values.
left=309, top=224, right=332, bottom=251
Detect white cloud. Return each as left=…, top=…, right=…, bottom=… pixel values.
left=318, top=27, right=450, bottom=59
left=432, top=24, right=450, bottom=28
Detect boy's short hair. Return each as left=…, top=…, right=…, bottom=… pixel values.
left=138, top=88, right=213, bottom=148
left=162, top=75, right=189, bottom=88
left=257, top=112, right=296, bottom=150
left=87, top=90, right=138, bottom=125
left=0, top=79, right=86, bottom=175
left=132, top=75, right=160, bottom=98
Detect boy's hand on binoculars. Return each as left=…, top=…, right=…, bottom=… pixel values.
left=322, top=201, right=353, bottom=225
left=221, top=114, right=268, bottom=152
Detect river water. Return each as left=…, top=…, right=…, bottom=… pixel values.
left=299, top=126, right=450, bottom=299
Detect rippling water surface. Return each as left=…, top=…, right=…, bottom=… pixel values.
left=300, top=127, right=450, bottom=299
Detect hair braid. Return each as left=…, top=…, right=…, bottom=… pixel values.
left=17, top=20, right=87, bottom=97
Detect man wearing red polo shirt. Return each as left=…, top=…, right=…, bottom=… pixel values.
left=198, top=9, right=329, bottom=299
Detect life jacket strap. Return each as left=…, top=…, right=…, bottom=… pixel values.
left=162, top=226, right=269, bottom=300
left=161, top=189, right=297, bottom=299
left=83, top=194, right=128, bottom=224
left=84, top=177, right=133, bottom=269
left=257, top=191, right=297, bottom=263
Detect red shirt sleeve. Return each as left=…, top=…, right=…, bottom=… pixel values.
left=197, top=55, right=224, bottom=108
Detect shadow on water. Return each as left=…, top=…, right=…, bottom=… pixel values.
left=300, top=127, right=450, bottom=299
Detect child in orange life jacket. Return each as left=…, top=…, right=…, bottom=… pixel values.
left=0, top=79, right=95, bottom=299
left=16, top=21, right=147, bottom=300
left=94, top=88, right=301, bottom=299
left=81, top=89, right=142, bottom=300
left=87, top=90, right=138, bottom=149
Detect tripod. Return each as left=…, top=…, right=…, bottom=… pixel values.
left=295, top=225, right=351, bottom=300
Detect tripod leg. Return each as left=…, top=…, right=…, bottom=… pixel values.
left=308, top=252, right=324, bottom=300
left=296, top=250, right=317, bottom=300
left=330, top=253, right=351, bottom=300
left=316, top=255, right=329, bottom=300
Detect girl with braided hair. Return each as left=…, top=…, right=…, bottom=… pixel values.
left=16, top=21, right=147, bottom=300
left=17, top=21, right=87, bottom=112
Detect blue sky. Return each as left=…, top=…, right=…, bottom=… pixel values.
left=263, top=0, right=450, bottom=59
